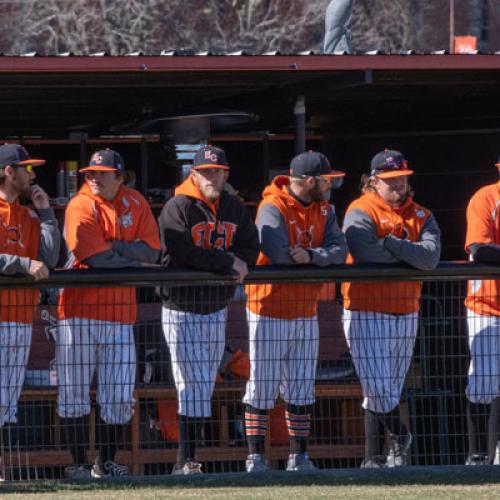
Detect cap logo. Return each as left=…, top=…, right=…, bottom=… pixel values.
left=204, top=150, right=218, bottom=162
left=91, top=153, right=103, bottom=164
left=380, top=158, right=406, bottom=171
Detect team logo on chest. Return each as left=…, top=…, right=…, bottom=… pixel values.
left=120, top=212, right=133, bottom=228
left=295, top=226, right=313, bottom=247
left=2, top=222, right=25, bottom=248
left=192, top=221, right=237, bottom=250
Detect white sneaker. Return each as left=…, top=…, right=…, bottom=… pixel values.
left=171, top=461, right=203, bottom=475
left=104, top=461, right=129, bottom=477
left=91, top=460, right=128, bottom=478
left=387, top=432, right=412, bottom=467
left=245, top=454, right=268, bottom=473
left=286, top=452, right=316, bottom=472
left=64, top=465, right=91, bottom=480
left=465, top=454, right=489, bottom=466
left=360, top=456, right=387, bottom=468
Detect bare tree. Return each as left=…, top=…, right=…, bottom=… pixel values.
left=1, top=0, right=330, bottom=55
left=348, top=0, right=445, bottom=53
left=2, top=0, right=498, bottom=55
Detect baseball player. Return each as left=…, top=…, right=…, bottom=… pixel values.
left=244, top=151, right=348, bottom=472
left=342, top=149, right=441, bottom=468
left=464, top=158, right=500, bottom=465
left=158, top=145, right=259, bottom=475
left=0, top=144, right=60, bottom=473
left=57, top=149, right=160, bottom=479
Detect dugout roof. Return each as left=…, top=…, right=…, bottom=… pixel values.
left=1, top=53, right=500, bottom=137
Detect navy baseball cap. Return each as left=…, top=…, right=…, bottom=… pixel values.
left=80, top=149, right=125, bottom=173
left=0, top=144, right=45, bottom=169
left=193, top=145, right=229, bottom=170
left=370, top=149, right=413, bottom=179
left=290, top=151, right=345, bottom=179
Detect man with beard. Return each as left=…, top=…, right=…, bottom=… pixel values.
left=0, top=144, right=60, bottom=477
left=158, top=145, right=259, bottom=475
left=342, top=149, right=441, bottom=468
left=244, top=151, right=348, bottom=472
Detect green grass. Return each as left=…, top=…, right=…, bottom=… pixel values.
left=2, top=467, right=500, bottom=499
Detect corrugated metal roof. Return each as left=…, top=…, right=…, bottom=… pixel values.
left=1, top=51, right=500, bottom=74
left=5, top=50, right=500, bottom=56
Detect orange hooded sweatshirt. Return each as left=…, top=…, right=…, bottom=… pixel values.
left=246, top=176, right=333, bottom=319
left=342, top=191, right=434, bottom=314
left=58, top=183, right=160, bottom=324
left=0, top=198, right=41, bottom=323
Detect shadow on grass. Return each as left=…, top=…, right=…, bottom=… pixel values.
left=2, top=466, right=500, bottom=495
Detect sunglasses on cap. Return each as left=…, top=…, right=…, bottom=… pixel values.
left=291, top=174, right=344, bottom=190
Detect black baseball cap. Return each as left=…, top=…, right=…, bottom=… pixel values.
left=80, top=149, right=125, bottom=173
left=192, top=145, right=229, bottom=170
left=370, top=149, right=413, bottom=179
left=290, top=151, right=345, bottom=179
left=0, top=144, right=45, bottom=169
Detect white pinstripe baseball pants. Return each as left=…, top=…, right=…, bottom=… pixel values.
left=162, top=307, right=226, bottom=418
left=243, top=310, right=319, bottom=410
left=466, top=310, right=500, bottom=405
left=0, top=322, right=32, bottom=427
left=56, top=318, right=136, bottom=424
left=343, top=309, right=418, bottom=414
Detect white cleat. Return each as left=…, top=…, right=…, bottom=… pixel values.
left=286, top=452, right=317, bottom=472
left=246, top=453, right=268, bottom=473
left=171, top=461, right=203, bottom=475
left=64, top=465, right=91, bottom=480
left=387, top=432, right=412, bottom=467
left=465, top=454, right=489, bottom=466
left=360, top=456, right=387, bottom=468
left=91, top=460, right=129, bottom=478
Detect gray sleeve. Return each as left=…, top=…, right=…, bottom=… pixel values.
left=309, top=207, right=348, bottom=267
left=37, top=208, right=61, bottom=269
left=383, top=213, right=441, bottom=270
left=470, top=243, right=500, bottom=264
left=343, top=208, right=399, bottom=263
left=0, top=253, right=31, bottom=275
left=112, top=240, right=160, bottom=264
left=83, top=249, right=144, bottom=269
left=257, top=203, right=296, bottom=265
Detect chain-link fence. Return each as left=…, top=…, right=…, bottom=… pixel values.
left=0, top=262, right=498, bottom=479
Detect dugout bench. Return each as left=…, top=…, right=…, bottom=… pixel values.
left=1, top=382, right=363, bottom=478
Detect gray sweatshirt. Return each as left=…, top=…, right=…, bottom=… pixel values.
left=258, top=203, right=348, bottom=267
left=343, top=207, right=441, bottom=270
